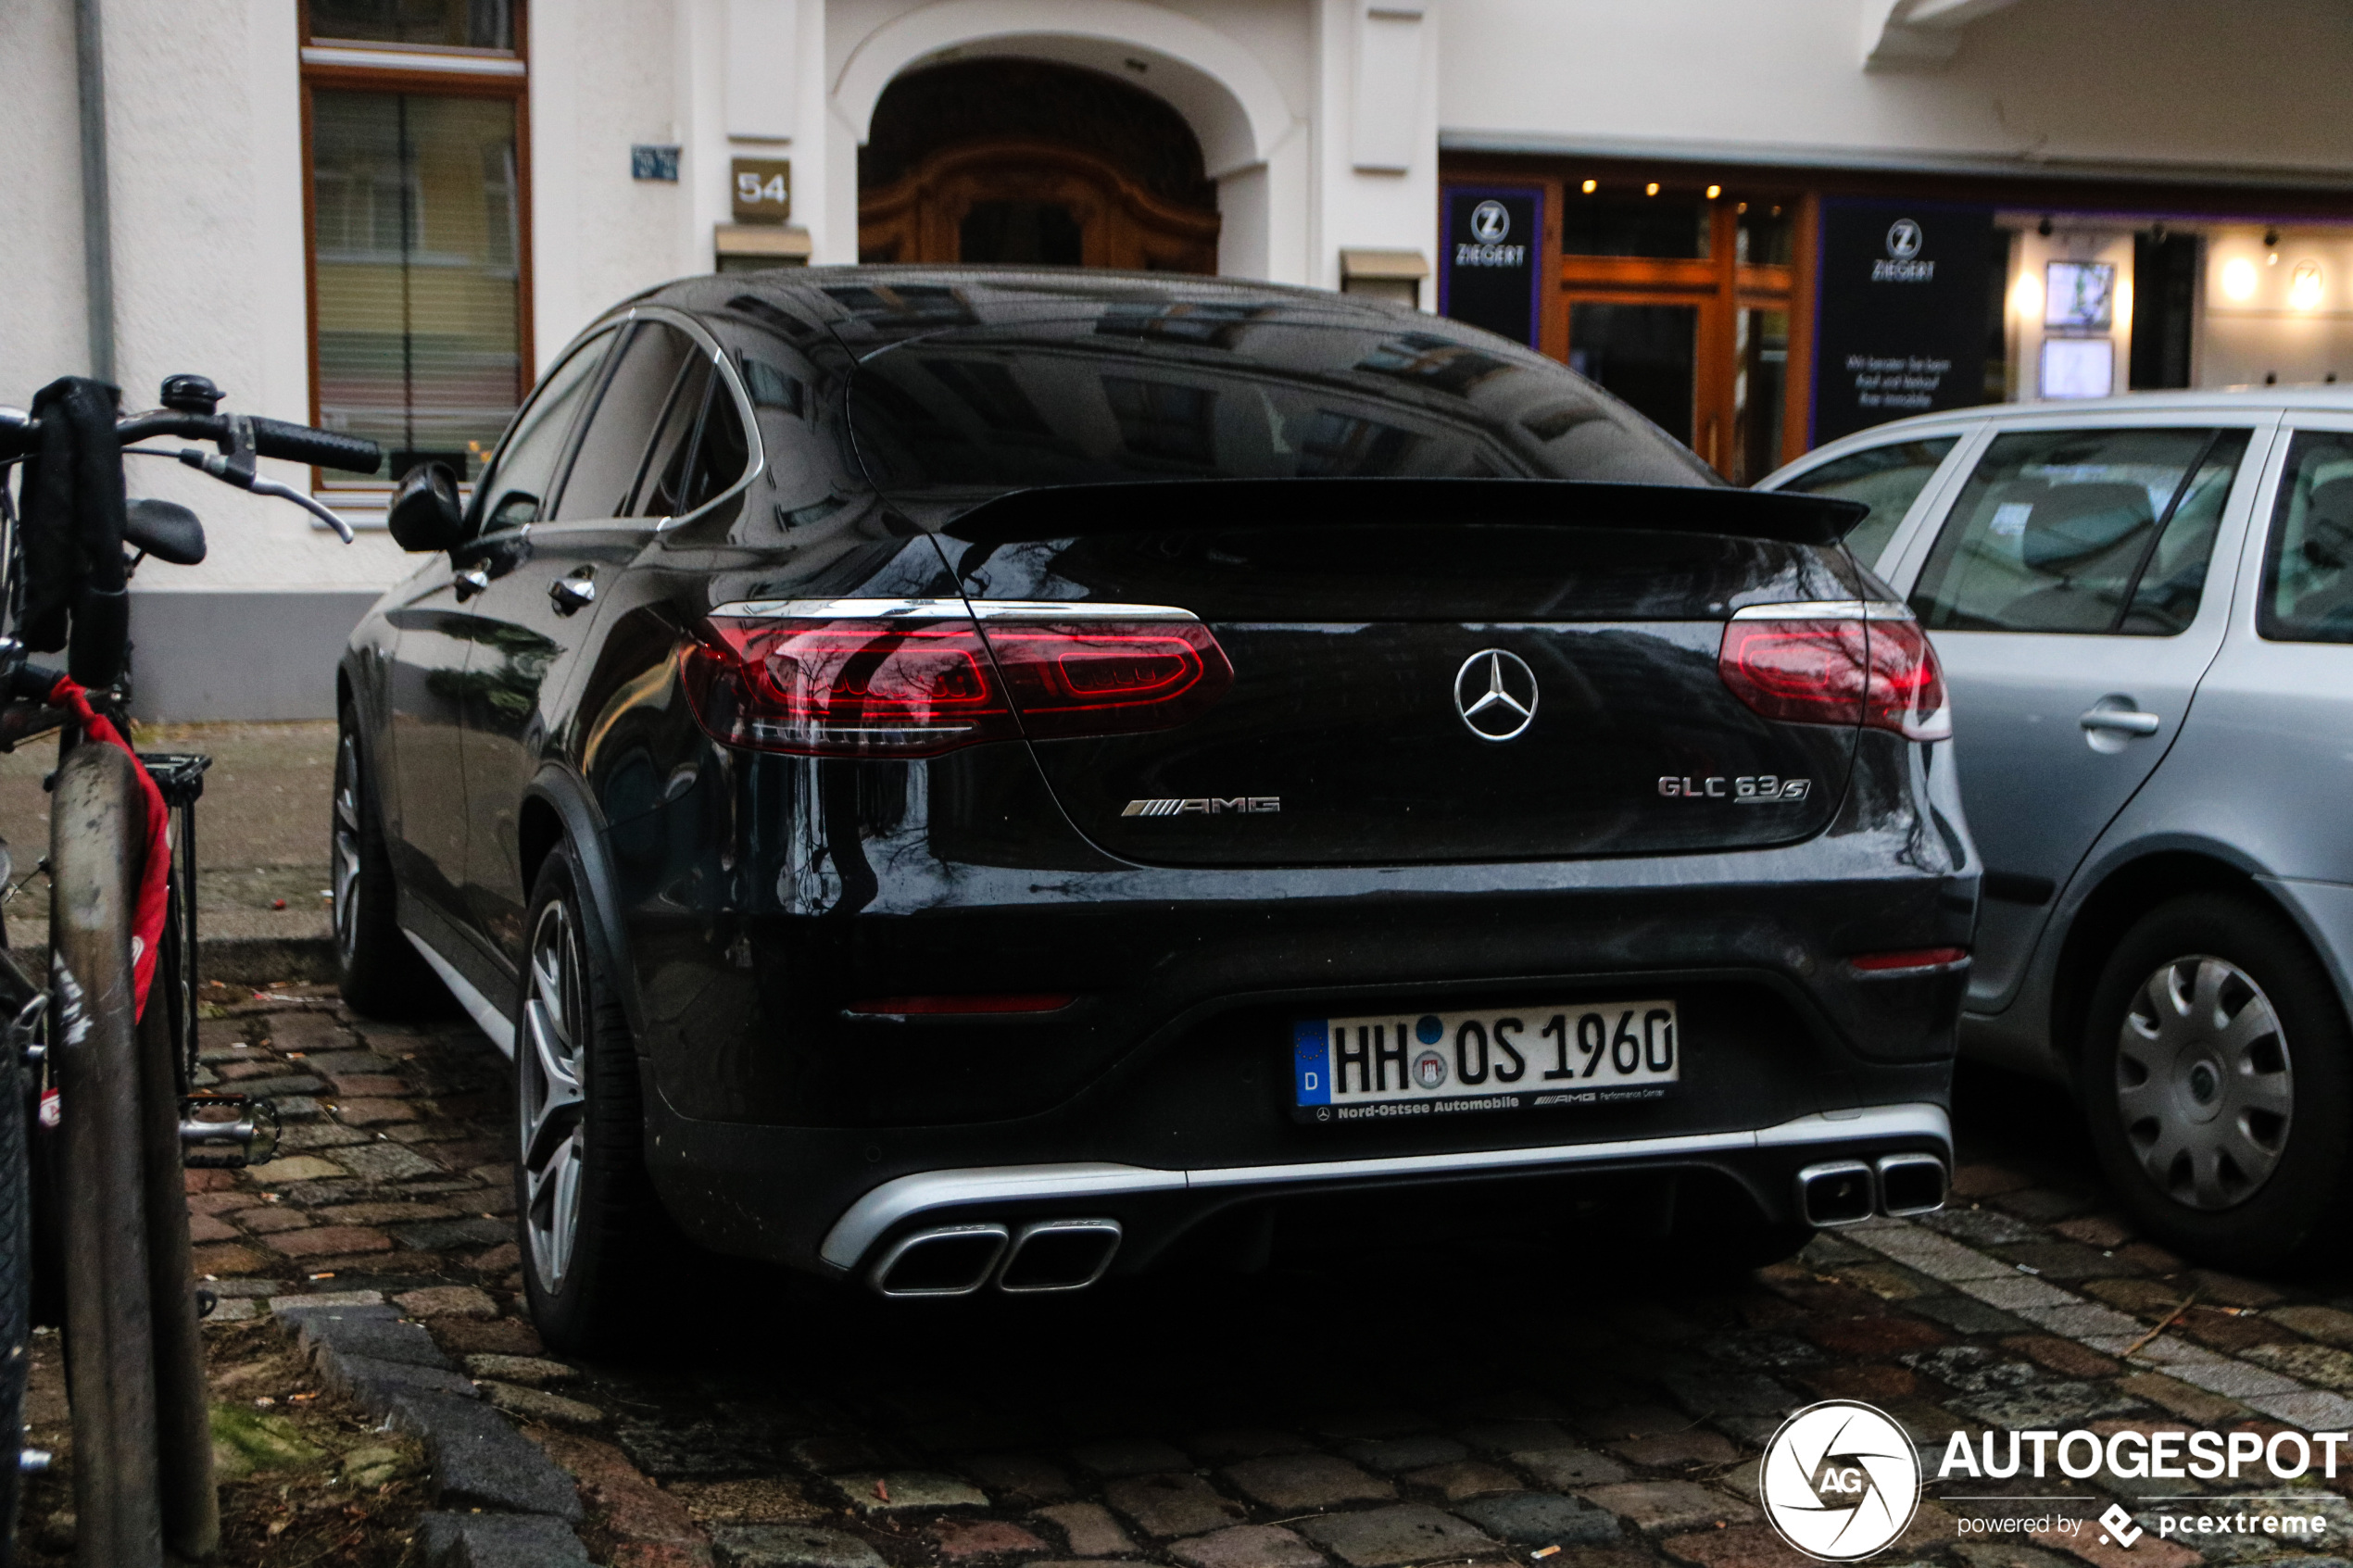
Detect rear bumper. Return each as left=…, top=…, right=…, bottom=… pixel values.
left=819, top=1101, right=1948, bottom=1272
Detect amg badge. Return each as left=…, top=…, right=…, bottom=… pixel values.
left=1122, top=797, right=1280, bottom=817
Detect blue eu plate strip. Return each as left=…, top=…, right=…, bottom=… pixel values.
left=1293, top=1020, right=1331, bottom=1105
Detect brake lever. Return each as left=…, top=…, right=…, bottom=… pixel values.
left=174, top=445, right=356, bottom=542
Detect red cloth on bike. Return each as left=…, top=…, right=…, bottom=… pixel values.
left=46, top=677, right=170, bottom=1021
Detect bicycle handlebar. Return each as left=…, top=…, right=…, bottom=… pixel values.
left=1, top=408, right=383, bottom=474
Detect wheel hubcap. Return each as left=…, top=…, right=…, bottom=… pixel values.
left=2114, top=954, right=2292, bottom=1211
left=331, top=734, right=362, bottom=963
left=520, top=901, right=587, bottom=1293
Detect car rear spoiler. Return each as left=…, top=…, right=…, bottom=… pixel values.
left=939, top=479, right=1865, bottom=548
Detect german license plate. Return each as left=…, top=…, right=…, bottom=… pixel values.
left=1291, top=1001, right=1679, bottom=1123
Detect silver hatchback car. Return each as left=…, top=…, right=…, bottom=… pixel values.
left=1761, top=390, right=2353, bottom=1270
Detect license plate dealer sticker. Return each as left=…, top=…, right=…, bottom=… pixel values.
left=1292, top=1002, right=1679, bottom=1123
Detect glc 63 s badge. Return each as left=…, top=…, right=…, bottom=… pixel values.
left=1659, top=775, right=1813, bottom=804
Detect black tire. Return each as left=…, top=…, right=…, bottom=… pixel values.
left=333, top=710, right=444, bottom=1017
left=2079, top=893, right=2353, bottom=1272
left=513, top=846, right=673, bottom=1353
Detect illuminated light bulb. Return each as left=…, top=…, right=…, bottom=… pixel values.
left=2292, top=260, right=2325, bottom=311
left=1581, top=179, right=1597, bottom=194
left=1645, top=182, right=1660, bottom=196
left=2010, top=269, right=2043, bottom=321
left=2117, top=277, right=2134, bottom=332
left=2221, top=257, right=2259, bottom=301
left=1705, top=184, right=1721, bottom=200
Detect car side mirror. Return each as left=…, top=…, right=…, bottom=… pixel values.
left=387, top=461, right=467, bottom=553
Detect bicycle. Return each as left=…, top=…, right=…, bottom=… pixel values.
left=0, top=373, right=379, bottom=1565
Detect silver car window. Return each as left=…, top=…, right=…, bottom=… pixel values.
left=1774, top=436, right=1957, bottom=567
left=1909, top=426, right=2248, bottom=636
left=2259, top=430, right=2353, bottom=643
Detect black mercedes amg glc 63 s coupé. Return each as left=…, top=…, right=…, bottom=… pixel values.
left=335, top=269, right=1975, bottom=1350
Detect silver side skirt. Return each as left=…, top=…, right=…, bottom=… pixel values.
left=819, top=1101, right=1952, bottom=1270
left=402, top=928, right=516, bottom=1060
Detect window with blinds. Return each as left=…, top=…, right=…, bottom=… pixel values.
left=303, top=3, right=528, bottom=485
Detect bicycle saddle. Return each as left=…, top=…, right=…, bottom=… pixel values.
left=123, top=497, right=207, bottom=566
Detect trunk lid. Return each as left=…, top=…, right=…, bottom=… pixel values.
left=945, top=481, right=1869, bottom=868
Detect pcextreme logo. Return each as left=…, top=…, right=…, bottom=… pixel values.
left=1759, top=1401, right=1921, bottom=1561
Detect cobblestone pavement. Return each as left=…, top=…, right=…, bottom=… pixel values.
left=101, top=991, right=2353, bottom=1567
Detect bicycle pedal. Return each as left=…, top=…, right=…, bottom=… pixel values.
left=180, top=1091, right=280, bottom=1169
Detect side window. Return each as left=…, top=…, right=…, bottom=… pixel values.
left=476, top=329, right=614, bottom=533
left=678, top=379, right=752, bottom=513
left=1910, top=426, right=2249, bottom=635
left=633, top=357, right=715, bottom=518
left=554, top=322, right=696, bottom=521
left=1773, top=437, right=1957, bottom=568
left=2260, top=431, right=2353, bottom=644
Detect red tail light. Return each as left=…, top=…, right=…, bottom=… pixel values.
left=684, top=614, right=1232, bottom=757
left=1718, top=609, right=1950, bottom=742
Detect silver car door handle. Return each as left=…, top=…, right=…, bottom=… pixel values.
left=2080, top=707, right=2161, bottom=736
left=548, top=574, right=596, bottom=614
left=452, top=567, right=490, bottom=601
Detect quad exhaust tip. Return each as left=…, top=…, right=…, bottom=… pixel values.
left=1795, top=1153, right=1948, bottom=1228
left=869, top=1218, right=1123, bottom=1298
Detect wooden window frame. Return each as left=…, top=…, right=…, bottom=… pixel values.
left=298, top=2, right=533, bottom=489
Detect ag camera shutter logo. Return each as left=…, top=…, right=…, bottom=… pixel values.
left=1760, top=1401, right=1920, bottom=1561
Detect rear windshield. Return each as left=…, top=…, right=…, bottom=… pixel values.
left=844, top=312, right=1715, bottom=496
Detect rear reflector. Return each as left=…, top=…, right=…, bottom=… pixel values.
left=1717, top=607, right=1951, bottom=742
left=846, top=994, right=1076, bottom=1016
left=684, top=613, right=1231, bottom=757
left=1848, top=947, right=1969, bottom=973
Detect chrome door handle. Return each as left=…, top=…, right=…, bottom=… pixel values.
left=452, top=567, right=490, bottom=600
left=2080, top=707, right=2161, bottom=736
left=548, top=574, right=597, bottom=615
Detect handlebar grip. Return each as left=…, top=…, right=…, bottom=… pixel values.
left=248, top=418, right=382, bottom=475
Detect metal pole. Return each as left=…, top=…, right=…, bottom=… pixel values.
left=138, top=967, right=216, bottom=1560
left=52, top=744, right=161, bottom=1567
left=72, top=0, right=117, bottom=386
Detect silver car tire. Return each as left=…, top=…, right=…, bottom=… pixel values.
left=2081, top=894, right=2352, bottom=1271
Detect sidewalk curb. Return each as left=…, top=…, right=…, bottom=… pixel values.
left=270, top=1296, right=590, bottom=1562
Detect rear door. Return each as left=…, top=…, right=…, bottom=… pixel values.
left=1882, top=413, right=2271, bottom=1009
left=457, top=314, right=748, bottom=960
left=384, top=325, right=613, bottom=927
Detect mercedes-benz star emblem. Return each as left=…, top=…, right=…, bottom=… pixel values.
left=1454, top=649, right=1539, bottom=741
left=1885, top=218, right=1923, bottom=259
left=1469, top=200, right=1512, bottom=245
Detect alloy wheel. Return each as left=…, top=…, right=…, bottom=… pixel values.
left=331, top=733, right=363, bottom=965
left=520, top=899, right=589, bottom=1293
left=2114, top=954, right=2293, bottom=1210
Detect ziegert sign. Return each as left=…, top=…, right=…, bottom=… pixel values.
left=1812, top=200, right=1994, bottom=444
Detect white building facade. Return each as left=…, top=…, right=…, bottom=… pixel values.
left=4, top=0, right=2350, bottom=717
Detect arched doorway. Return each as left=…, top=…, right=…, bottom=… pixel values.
left=858, top=59, right=1221, bottom=272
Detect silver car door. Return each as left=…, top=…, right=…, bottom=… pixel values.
left=2161, top=416, right=2353, bottom=888
left=1886, top=411, right=2272, bottom=1012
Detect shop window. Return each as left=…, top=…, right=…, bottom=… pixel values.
left=1563, top=194, right=1707, bottom=260
left=1776, top=437, right=1957, bottom=568
left=2131, top=231, right=2200, bottom=391
left=304, top=6, right=528, bottom=485
left=1911, top=427, right=2248, bottom=635
left=306, top=0, right=516, bottom=51
left=1735, top=205, right=1791, bottom=267
left=1568, top=304, right=1696, bottom=447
